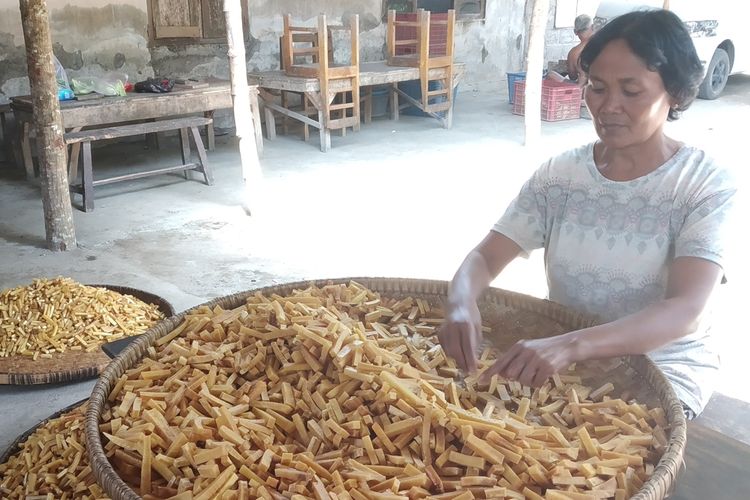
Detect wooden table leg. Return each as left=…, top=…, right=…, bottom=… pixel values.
left=443, top=107, right=454, bottom=129
left=443, top=81, right=457, bottom=129
left=146, top=119, right=160, bottom=150
left=81, top=141, right=94, bottom=212
left=204, top=110, right=215, bottom=151
left=21, top=121, right=36, bottom=182
left=318, top=109, right=331, bottom=152
left=0, top=111, right=12, bottom=164
left=0, top=112, right=6, bottom=150
left=179, top=127, right=191, bottom=180
left=249, top=87, right=263, bottom=155
left=190, top=126, right=213, bottom=186
left=258, top=88, right=277, bottom=141
left=264, top=105, right=276, bottom=140
left=390, top=83, right=400, bottom=121
left=303, top=96, right=311, bottom=142
left=339, top=94, right=346, bottom=137
left=67, top=127, right=83, bottom=184
left=280, top=91, right=290, bottom=136
left=364, top=87, right=373, bottom=124
left=12, top=118, right=24, bottom=172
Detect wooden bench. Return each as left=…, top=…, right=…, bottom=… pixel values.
left=64, top=116, right=213, bottom=212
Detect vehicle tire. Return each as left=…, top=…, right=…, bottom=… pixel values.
left=698, top=48, right=730, bottom=100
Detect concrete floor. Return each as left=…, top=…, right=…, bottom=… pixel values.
left=1, top=77, right=748, bottom=452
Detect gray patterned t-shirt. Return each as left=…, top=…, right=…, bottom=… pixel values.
left=493, top=142, right=736, bottom=414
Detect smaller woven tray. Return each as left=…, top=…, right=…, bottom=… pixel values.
left=0, top=285, right=175, bottom=385
left=0, top=398, right=89, bottom=464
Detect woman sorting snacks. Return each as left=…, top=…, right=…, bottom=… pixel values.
left=438, top=10, right=737, bottom=419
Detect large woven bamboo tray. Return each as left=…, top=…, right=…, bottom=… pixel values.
left=0, top=285, right=175, bottom=385
left=85, top=277, right=686, bottom=500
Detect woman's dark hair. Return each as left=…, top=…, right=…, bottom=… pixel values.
left=579, top=9, right=704, bottom=120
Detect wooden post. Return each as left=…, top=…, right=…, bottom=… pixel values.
left=223, top=0, right=262, bottom=215
left=524, top=0, right=549, bottom=147
left=662, top=0, right=670, bottom=10
left=19, top=0, right=76, bottom=250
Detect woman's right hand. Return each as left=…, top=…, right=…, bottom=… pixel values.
left=437, top=300, right=483, bottom=373
left=438, top=232, right=523, bottom=374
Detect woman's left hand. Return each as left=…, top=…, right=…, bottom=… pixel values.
left=480, top=334, right=580, bottom=387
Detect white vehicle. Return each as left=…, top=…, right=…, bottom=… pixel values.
left=594, top=1, right=749, bottom=99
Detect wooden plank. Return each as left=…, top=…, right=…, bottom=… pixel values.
left=67, top=126, right=83, bottom=184
left=64, top=117, right=212, bottom=144
left=692, top=393, right=750, bottom=446
left=82, top=141, right=94, bottom=211
left=249, top=87, right=264, bottom=154
left=249, top=61, right=465, bottom=93
left=203, top=110, right=215, bottom=151
left=262, top=101, right=322, bottom=130
left=671, top=422, right=750, bottom=499
left=11, top=81, right=237, bottom=130
left=418, top=9, right=430, bottom=112
left=189, top=125, right=213, bottom=185
left=0, top=103, right=10, bottom=155
left=201, top=0, right=226, bottom=39
left=152, top=0, right=202, bottom=39
left=393, top=87, right=445, bottom=123
left=91, top=163, right=201, bottom=187
left=20, top=120, right=35, bottom=182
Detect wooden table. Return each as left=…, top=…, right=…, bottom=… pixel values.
left=249, top=61, right=465, bottom=152
left=671, top=421, right=750, bottom=499
left=11, top=80, right=262, bottom=183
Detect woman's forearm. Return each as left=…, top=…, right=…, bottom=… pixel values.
left=447, top=232, right=523, bottom=306
left=482, top=257, right=724, bottom=387
left=569, top=257, right=723, bottom=361
left=448, top=250, right=494, bottom=306
left=569, top=296, right=708, bottom=361
left=441, top=232, right=523, bottom=372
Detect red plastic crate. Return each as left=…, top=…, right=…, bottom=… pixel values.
left=512, top=80, right=582, bottom=121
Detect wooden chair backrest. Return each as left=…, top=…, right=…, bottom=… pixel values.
left=281, top=14, right=359, bottom=75
left=387, top=9, right=455, bottom=60
left=278, top=14, right=361, bottom=132
left=279, top=28, right=334, bottom=70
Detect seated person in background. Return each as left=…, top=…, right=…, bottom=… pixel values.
left=567, top=14, right=594, bottom=83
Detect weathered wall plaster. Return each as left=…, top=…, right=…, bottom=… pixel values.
left=0, top=0, right=586, bottom=134
left=0, top=0, right=152, bottom=104
left=1, top=0, right=585, bottom=102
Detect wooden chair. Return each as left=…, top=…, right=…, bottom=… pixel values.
left=387, top=9, right=455, bottom=115
left=281, top=14, right=361, bottom=136
left=278, top=28, right=333, bottom=139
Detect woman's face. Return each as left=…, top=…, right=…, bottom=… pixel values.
left=584, top=38, right=673, bottom=149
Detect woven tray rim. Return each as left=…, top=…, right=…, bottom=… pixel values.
left=85, top=277, right=686, bottom=500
